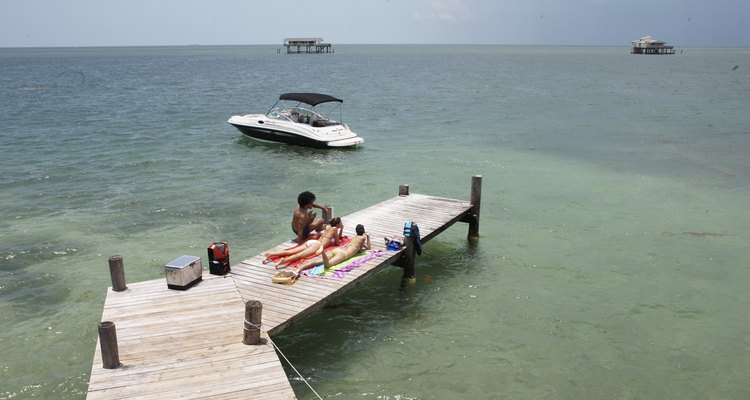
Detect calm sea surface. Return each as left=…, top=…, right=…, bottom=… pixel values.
left=1, top=45, right=749, bottom=399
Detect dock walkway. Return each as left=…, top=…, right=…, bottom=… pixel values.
left=87, top=179, right=481, bottom=399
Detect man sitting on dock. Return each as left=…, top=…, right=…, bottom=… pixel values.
left=296, top=224, right=371, bottom=276
left=292, top=191, right=327, bottom=243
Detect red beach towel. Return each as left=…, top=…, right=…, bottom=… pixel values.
left=265, top=236, right=351, bottom=268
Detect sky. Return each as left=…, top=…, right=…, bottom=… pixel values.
left=1, top=0, right=748, bottom=48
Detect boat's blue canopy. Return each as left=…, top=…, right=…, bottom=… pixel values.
left=279, top=93, right=342, bottom=106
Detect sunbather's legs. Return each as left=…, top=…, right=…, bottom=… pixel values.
left=280, top=241, right=321, bottom=264
left=263, top=239, right=320, bottom=264
left=296, top=254, right=322, bottom=275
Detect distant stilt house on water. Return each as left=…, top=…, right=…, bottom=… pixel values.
left=282, top=37, right=333, bottom=54
left=630, top=36, right=675, bottom=55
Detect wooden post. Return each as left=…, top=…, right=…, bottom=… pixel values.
left=400, top=234, right=417, bottom=287
left=468, top=175, right=482, bottom=239
left=323, top=205, right=334, bottom=223
left=98, top=321, right=122, bottom=369
left=108, top=255, right=127, bottom=292
left=243, top=300, right=263, bottom=345
left=399, top=184, right=409, bottom=196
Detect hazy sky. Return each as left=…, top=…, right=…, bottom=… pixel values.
left=1, top=0, right=748, bottom=47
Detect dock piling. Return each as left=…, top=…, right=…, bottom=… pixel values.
left=243, top=300, right=263, bottom=345
left=468, top=175, right=482, bottom=239
left=399, top=184, right=410, bottom=196
left=399, top=233, right=417, bottom=287
left=324, top=205, right=334, bottom=223
left=108, top=255, right=127, bottom=292
left=98, top=321, right=122, bottom=369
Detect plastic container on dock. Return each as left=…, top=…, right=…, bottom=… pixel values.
left=208, top=242, right=230, bottom=275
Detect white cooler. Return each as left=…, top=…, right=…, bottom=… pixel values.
left=165, top=255, right=202, bottom=290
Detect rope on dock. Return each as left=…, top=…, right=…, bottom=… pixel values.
left=233, top=276, right=324, bottom=400
left=267, top=333, right=324, bottom=400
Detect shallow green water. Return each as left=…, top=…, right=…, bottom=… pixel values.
left=1, top=45, right=748, bottom=399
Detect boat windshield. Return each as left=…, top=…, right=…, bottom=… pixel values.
left=266, top=100, right=344, bottom=126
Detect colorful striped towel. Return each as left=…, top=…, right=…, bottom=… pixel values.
left=301, top=250, right=385, bottom=279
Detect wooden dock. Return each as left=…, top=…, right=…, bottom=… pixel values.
left=87, top=177, right=481, bottom=399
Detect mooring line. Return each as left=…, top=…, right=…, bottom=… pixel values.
left=231, top=273, right=324, bottom=400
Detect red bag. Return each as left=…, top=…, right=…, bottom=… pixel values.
left=208, top=242, right=230, bottom=275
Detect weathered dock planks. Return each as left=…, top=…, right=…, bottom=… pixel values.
left=87, top=177, right=480, bottom=399
left=88, top=274, right=296, bottom=399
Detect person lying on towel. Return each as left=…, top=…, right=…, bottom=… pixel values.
left=296, top=224, right=371, bottom=276
left=262, top=217, right=343, bottom=268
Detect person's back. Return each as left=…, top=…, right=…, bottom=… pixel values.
left=340, top=235, right=365, bottom=258
left=319, top=217, right=343, bottom=248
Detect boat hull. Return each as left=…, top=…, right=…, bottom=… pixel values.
left=230, top=124, right=331, bottom=148
left=228, top=115, right=363, bottom=148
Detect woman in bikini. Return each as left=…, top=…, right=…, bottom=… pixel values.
left=263, top=217, right=343, bottom=268
left=296, top=224, right=371, bottom=276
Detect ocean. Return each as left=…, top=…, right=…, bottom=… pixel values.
left=1, top=44, right=748, bottom=399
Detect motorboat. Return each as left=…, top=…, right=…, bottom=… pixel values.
left=228, top=93, right=364, bottom=148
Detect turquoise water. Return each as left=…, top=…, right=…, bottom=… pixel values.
left=1, top=45, right=749, bottom=399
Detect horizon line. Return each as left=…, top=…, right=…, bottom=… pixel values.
left=2, top=43, right=748, bottom=50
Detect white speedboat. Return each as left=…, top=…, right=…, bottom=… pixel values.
left=228, top=93, right=364, bottom=148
